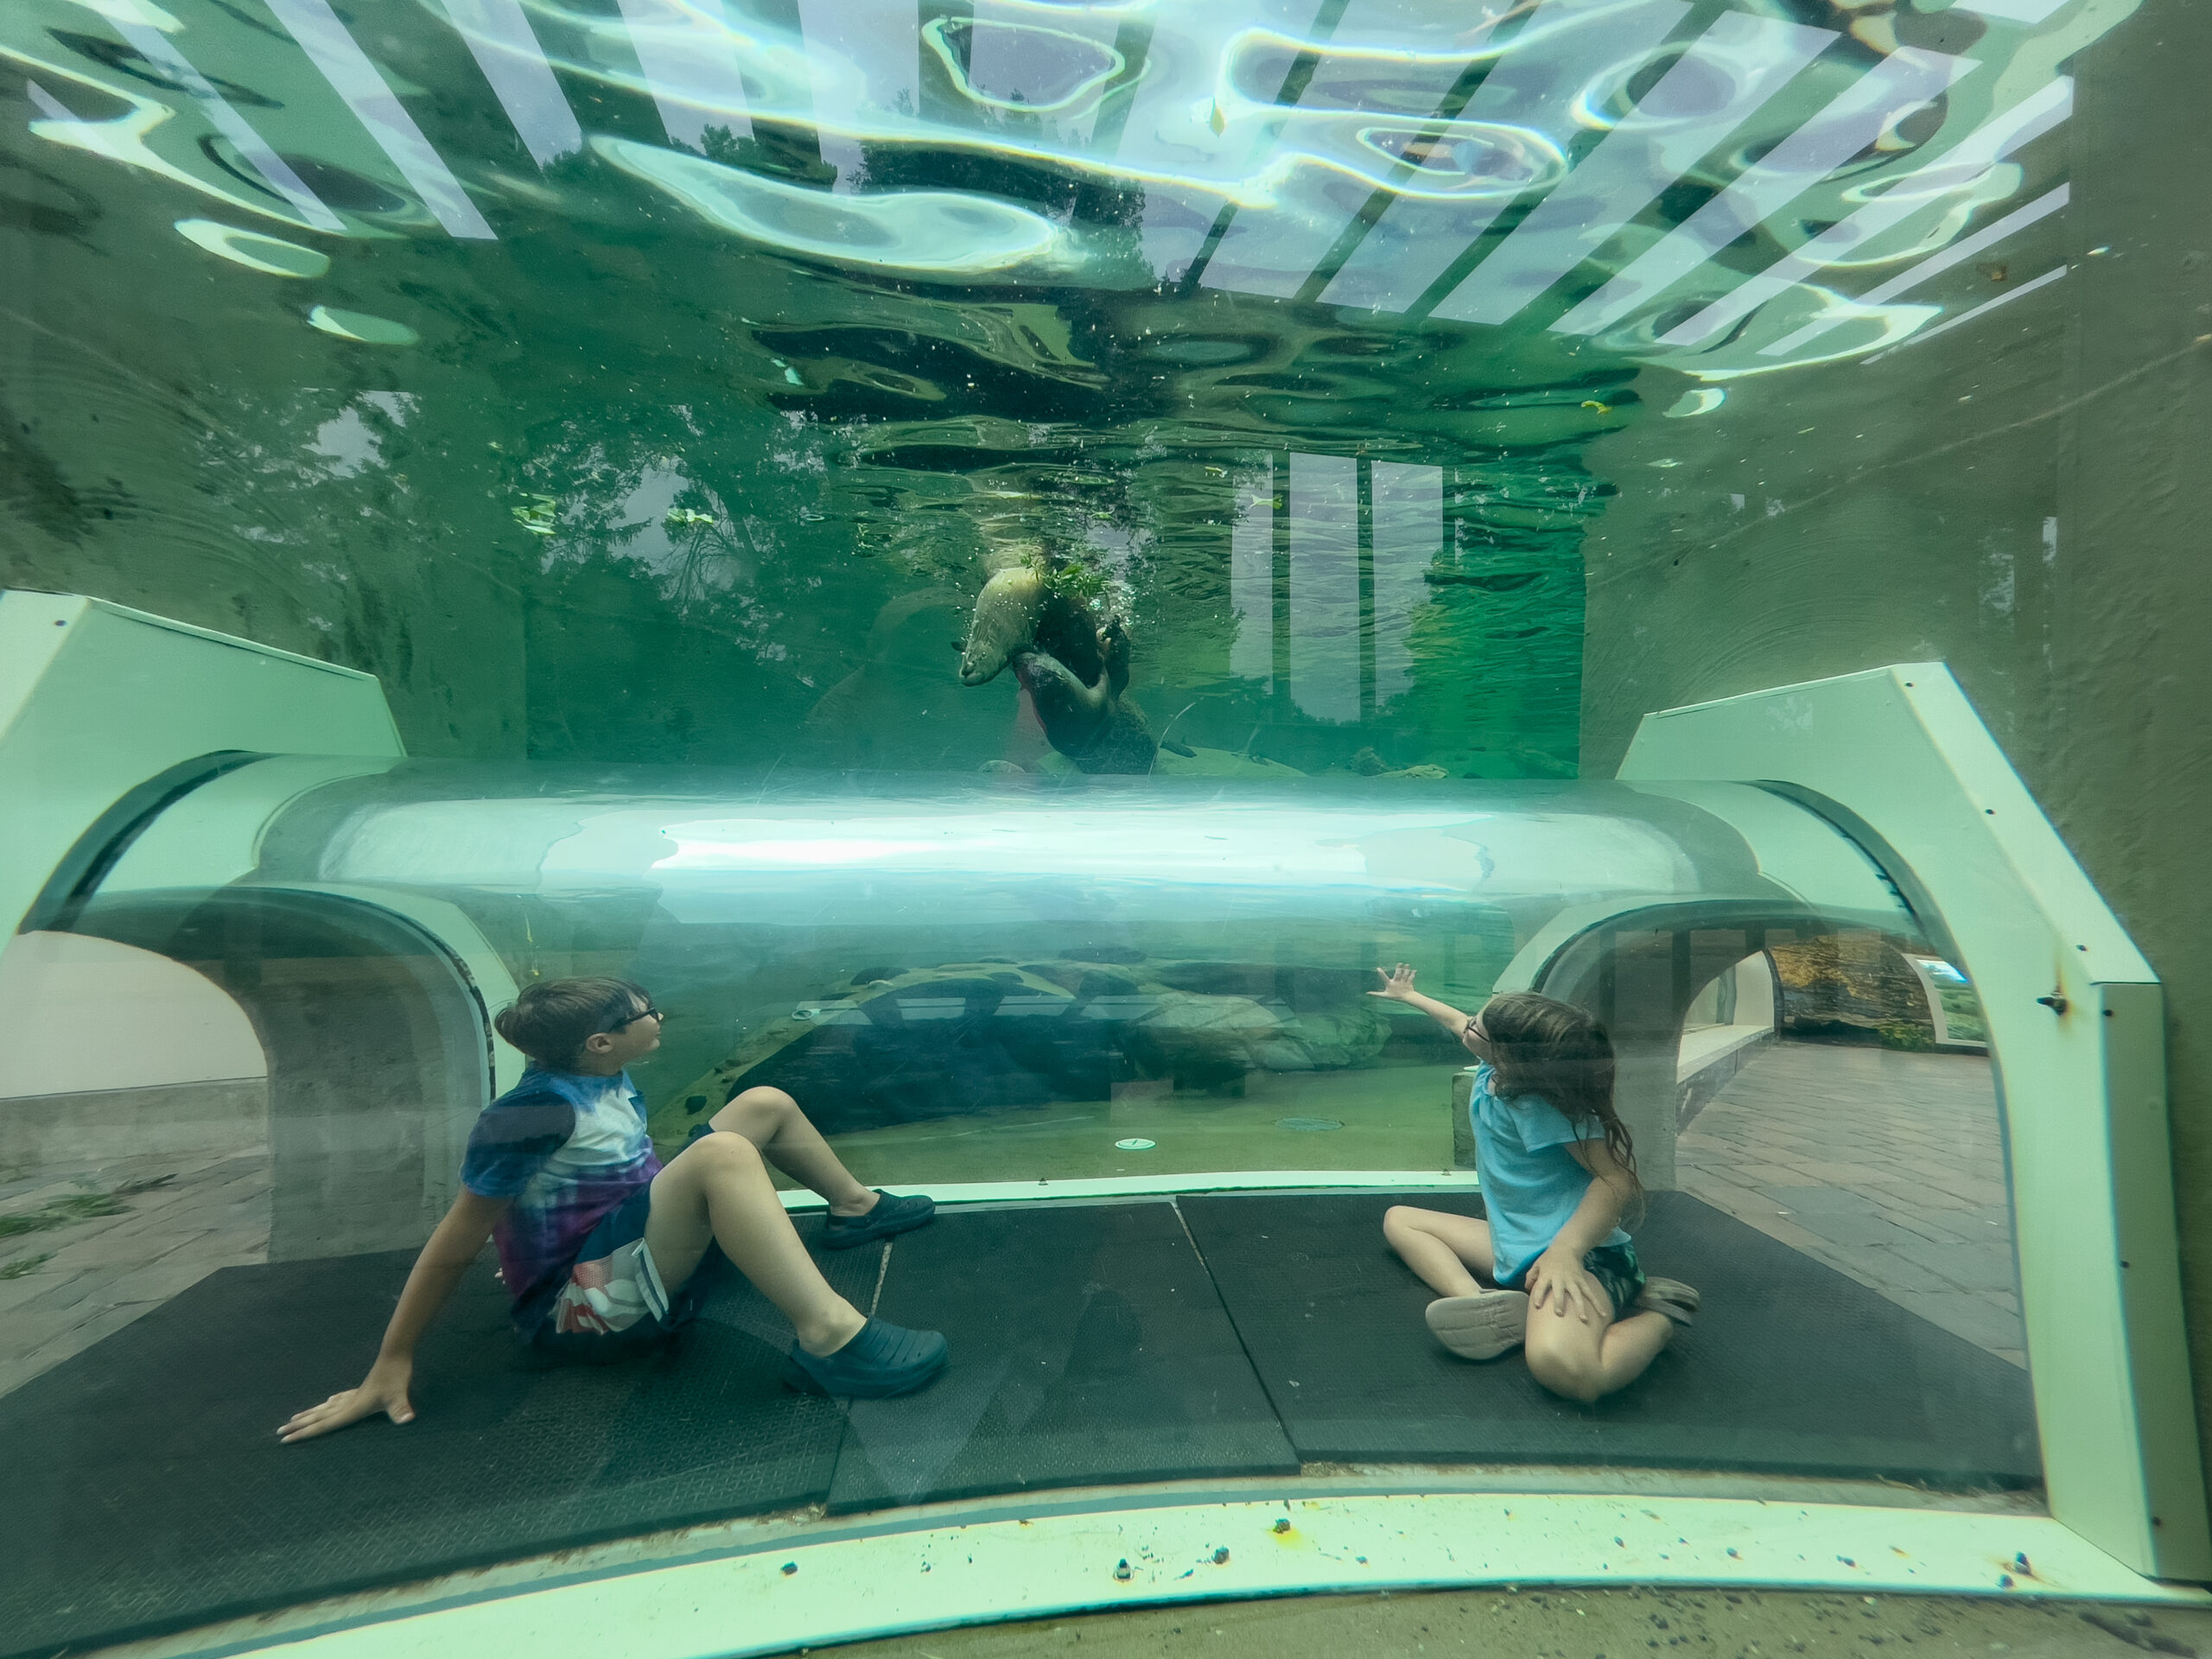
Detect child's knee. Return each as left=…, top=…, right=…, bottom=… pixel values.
left=686, top=1128, right=765, bottom=1175
left=1527, top=1350, right=1604, bottom=1404
left=1382, top=1204, right=1424, bottom=1238
left=714, top=1086, right=798, bottom=1128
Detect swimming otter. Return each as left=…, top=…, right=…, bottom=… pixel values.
left=1010, top=615, right=1160, bottom=773
left=957, top=565, right=1165, bottom=772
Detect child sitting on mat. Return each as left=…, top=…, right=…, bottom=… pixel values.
left=1367, top=967, right=1698, bottom=1403
left=281, top=976, right=945, bottom=1443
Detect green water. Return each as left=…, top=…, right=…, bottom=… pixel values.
left=0, top=0, right=2094, bottom=778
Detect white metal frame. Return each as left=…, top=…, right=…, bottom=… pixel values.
left=1621, top=662, right=2211, bottom=1580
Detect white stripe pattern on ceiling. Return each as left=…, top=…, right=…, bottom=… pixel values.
left=265, top=0, right=496, bottom=237
left=796, top=0, right=920, bottom=190
left=1657, top=75, right=2075, bottom=348
left=965, top=0, right=1123, bottom=148
left=1866, top=262, right=2068, bottom=359
left=436, top=0, right=582, bottom=167
left=1319, top=0, right=1688, bottom=314
left=1108, top=0, right=1332, bottom=285
left=1760, top=182, right=2069, bottom=356
left=113, top=18, right=344, bottom=232
left=1432, top=10, right=1834, bottom=326
left=1198, top=1, right=1498, bottom=299
left=1551, top=44, right=1975, bottom=339
left=613, top=0, right=754, bottom=154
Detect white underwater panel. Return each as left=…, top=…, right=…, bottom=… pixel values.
left=111, top=21, right=345, bottom=231
left=615, top=0, right=754, bottom=152
left=1659, top=75, right=2073, bottom=347
left=1435, top=10, right=1833, bottom=326
left=1370, top=460, right=1439, bottom=708
left=1319, top=0, right=1687, bottom=314
left=265, top=0, right=497, bottom=238
left=797, top=0, right=919, bottom=188
left=1287, top=453, right=1359, bottom=724
left=438, top=0, right=583, bottom=166
left=1554, top=45, right=1973, bottom=337
left=1230, top=467, right=1276, bottom=688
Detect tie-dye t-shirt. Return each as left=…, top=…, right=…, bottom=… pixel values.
left=461, top=1069, right=662, bottom=1321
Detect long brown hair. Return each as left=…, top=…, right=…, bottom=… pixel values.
left=1479, top=991, right=1642, bottom=1205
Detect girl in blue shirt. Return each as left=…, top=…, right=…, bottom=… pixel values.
left=1370, top=966, right=1698, bottom=1403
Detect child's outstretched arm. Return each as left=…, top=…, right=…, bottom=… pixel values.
left=278, top=1189, right=511, bottom=1443
left=1368, top=962, right=1475, bottom=1040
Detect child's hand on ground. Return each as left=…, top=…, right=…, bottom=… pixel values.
left=1525, top=1246, right=1608, bottom=1325
left=279, top=1357, right=416, bottom=1443
left=1369, top=963, right=1419, bottom=1001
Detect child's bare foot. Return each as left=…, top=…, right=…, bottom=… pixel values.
left=1425, top=1289, right=1529, bottom=1360
left=1635, top=1277, right=1700, bottom=1328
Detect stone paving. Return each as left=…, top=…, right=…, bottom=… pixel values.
left=1676, top=1039, right=2024, bottom=1367
left=0, top=1147, right=270, bottom=1400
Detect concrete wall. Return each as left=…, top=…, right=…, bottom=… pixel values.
left=0, top=931, right=269, bottom=1173
left=1579, top=0, right=2212, bottom=1516
left=0, top=931, right=265, bottom=1098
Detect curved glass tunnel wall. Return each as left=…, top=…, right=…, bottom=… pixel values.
left=76, top=762, right=1917, bottom=1194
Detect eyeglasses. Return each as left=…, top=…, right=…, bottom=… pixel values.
left=601, top=1002, right=663, bottom=1033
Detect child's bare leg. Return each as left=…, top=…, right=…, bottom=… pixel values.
left=711, top=1085, right=875, bottom=1216
left=1382, top=1205, right=1498, bottom=1298
left=1523, top=1301, right=1675, bottom=1403
left=644, top=1133, right=867, bottom=1355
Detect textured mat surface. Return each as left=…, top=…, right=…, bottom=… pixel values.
left=7, top=1189, right=2041, bottom=1658
left=828, top=1202, right=1296, bottom=1512
left=0, top=1220, right=876, bottom=1659
left=1179, top=1191, right=2039, bottom=1482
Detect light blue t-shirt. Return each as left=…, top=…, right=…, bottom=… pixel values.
left=1468, top=1061, right=1630, bottom=1287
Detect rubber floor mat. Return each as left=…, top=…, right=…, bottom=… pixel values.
left=0, top=1219, right=877, bottom=1659
left=828, top=1202, right=1297, bottom=1512
left=1179, top=1190, right=2038, bottom=1484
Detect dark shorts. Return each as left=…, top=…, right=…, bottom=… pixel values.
left=524, top=1185, right=715, bottom=1362
left=1504, top=1241, right=1646, bottom=1317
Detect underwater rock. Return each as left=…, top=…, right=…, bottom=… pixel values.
left=1122, top=990, right=1286, bottom=1087
left=958, top=564, right=1047, bottom=685
left=1264, top=1004, right=1393, bottom=1071
left=653, top=954, right=1392, bottom=1141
